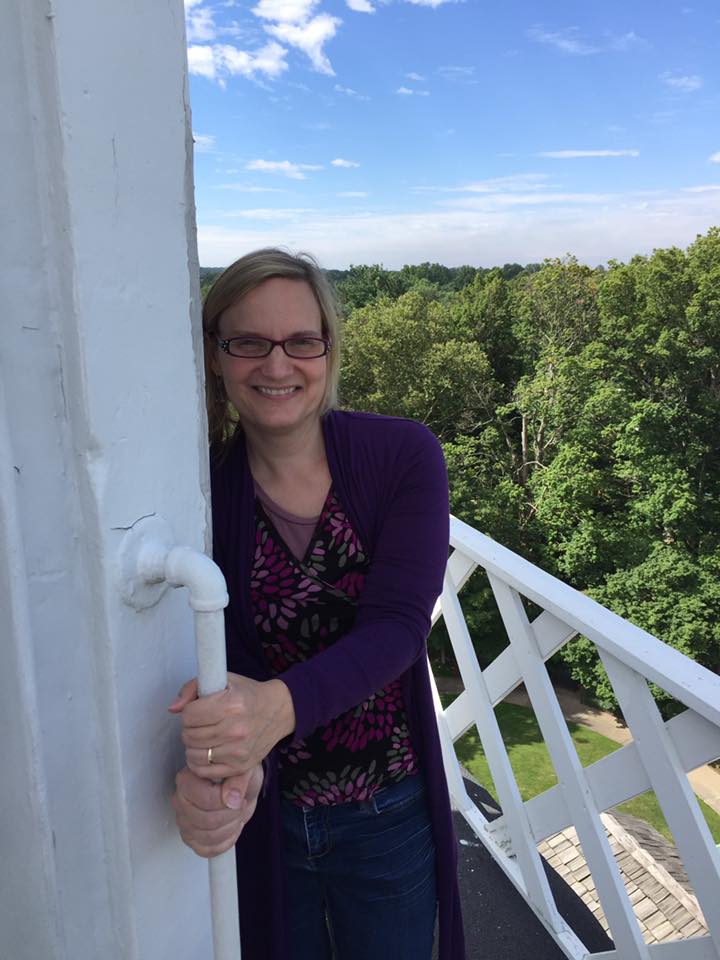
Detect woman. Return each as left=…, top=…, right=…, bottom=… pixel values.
left=169, top=248, right=465, bottom=960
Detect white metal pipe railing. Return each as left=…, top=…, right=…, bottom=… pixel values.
left=119, top=517, right=241, bottom=960
left=433, top=515, right=720, bottom=960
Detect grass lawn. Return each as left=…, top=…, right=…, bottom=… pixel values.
left=443, top=696, right=720, bottom=846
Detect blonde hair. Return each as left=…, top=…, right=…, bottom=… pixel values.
left=202, top=247, right=341, bottom=450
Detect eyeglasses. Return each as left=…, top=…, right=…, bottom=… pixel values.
left=214, top=335, right=331, bottom=359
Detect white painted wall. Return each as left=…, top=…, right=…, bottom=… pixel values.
left=1, top=2, right=217, bottom=957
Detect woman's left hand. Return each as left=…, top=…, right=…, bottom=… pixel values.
left=168, top=673, right=296, bottom=778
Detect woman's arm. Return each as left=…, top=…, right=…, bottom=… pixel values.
left=176, top=419, right=448, bottom=775
left=282, top=421, right=449, bottom=738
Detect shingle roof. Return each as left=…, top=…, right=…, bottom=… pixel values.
left=446, top=776, right=614, bottom=959
left=538, top=810, right=707, bottom=945
left=450, top=771, right=709, bottom=956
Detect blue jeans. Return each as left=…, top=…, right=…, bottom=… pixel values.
left=281, top=774, right=437, bottom=960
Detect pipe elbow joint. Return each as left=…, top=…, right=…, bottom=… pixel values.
left=164, top=545, right=229, bottom=612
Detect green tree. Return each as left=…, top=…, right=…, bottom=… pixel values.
left=452, top=269, right=519, bottom=387
left=336, top=264, right=407, bottom=311
left=563, top=547, right=720, bottom=717
left=340, top=288, right=500, bottom=442
left=335, top=233, right=720, bottom=711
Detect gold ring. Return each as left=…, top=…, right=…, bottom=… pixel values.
left=207, top=746, right=215, bottom=765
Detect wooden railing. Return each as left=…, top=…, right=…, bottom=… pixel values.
left=431, top=516, right=720, bottom=960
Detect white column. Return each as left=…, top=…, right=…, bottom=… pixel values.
left=0, top=2, right=216, bottom=958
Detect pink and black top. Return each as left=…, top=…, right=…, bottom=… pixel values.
left=251, top=484, right=418, bottom=807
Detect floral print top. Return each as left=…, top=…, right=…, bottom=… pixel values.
left=251, top=488, right=418, bottom=807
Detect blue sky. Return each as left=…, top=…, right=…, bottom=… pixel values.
left=186, top=0, right=720, bottom=268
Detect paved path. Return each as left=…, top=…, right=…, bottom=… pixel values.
left=437, top=678, right=720, bottom=815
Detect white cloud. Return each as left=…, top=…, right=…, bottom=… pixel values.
left=459, top=173, right=550, bottom=193
left=252, top=0, right=340, bottom=74
left=264, top=13, right=340, bottom=74
left=682, top=185, right=720, bottom=193
left=437, top=65, right=477, bottom=84
left=185, top=4, right=216, bottom=42
left=188, top=45, right=217, bottom=80
left=252, top=0, right=317, bottom=22
left=539, top=149, right=640, bottom=158
left=660, top=72, right=703, bottom=93
left=248, top=41, right=291, bottom=76
left=221, top=207, right=314, bottom=219
left=215, top=21, right=246, bottom=39
left=213, top=45, right=254, bottom=74
left=338, top=191, right=369, bottom=197
left=527, top=26, right=599, bottom=55
left=219, top=183, right=284, bottom=192
left=331, top=158, right=360, bottom=167
left=196, top=187, right=720, bottom=270
left=710, top=152, right=720, bottom=163
left=413, top=173, right=551, bottom=195
left=527, top=26, right=647, bottom=56
left=193, top=133, right=216, bottom=153
left=406, top=72, right=425, bottom=81
left=246, top=159, right=323, bottom=179
left=346, top=0, right=375, bottom=12
left=404, top=0, right=456, bottom=7
left=187, top=41, right=288, bottom=83
left=334, top=83, right=370, bottom=100
left=396, top=86, right=430, bottom=96
left=440, top=191, right=612, bottom=209
left=609, top=31, right=647, bottom=52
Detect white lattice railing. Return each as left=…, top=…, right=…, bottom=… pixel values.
left=431, top=516, right=720, bottom=960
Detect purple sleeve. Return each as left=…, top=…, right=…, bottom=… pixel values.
left=280, top=423, right=449, bottom=739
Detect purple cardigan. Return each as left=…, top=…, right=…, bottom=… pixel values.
left=211, top=409, right=465, bottom=960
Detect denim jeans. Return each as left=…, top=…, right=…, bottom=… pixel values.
left=281, top=773, right=437, bottom=960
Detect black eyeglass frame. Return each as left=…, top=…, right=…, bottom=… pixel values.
left=213, top=334, right=332, bottom=359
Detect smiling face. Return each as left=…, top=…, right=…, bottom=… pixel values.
left=213, top=276, right=328, bottom=441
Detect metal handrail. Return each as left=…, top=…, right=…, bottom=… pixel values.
left=119, top=517, right=241, bottom=960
